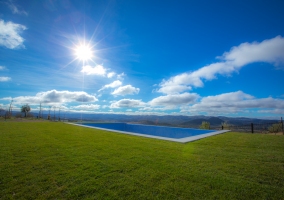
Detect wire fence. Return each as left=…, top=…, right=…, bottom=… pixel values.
left=210, top=120, right=284, bottom=134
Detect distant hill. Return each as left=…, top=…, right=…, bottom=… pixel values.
left=18, top=111, right=279, bottom=127
left=130, top=120, right=172, bottom=127
left=218, top=116, right=279, bottom=125
left=180, top=117, right=225, bottom=128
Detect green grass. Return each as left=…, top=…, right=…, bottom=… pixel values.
left=1, top=121, right=284, bottom=199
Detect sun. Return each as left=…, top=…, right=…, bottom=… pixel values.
left=75, top=44, right=93, bottom=61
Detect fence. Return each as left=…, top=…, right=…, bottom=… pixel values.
left=210, top=119, right=284, bottom=134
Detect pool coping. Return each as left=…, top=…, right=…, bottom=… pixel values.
left=66, top=122, right=230, bottom=143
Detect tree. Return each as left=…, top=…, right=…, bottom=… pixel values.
left=268, top=123, right=282, bottom=133
left=21, top=104, right=31, bottom=117
left=221, top=122, right=231, bottom=130
left=199, top=121, right=210, bottom=129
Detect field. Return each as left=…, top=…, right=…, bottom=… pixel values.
left=0, top=121, right=284, bottom=199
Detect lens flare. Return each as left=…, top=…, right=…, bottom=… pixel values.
left=75, top=44, right=93, bottom=61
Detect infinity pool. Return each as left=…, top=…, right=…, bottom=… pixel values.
left=70, top=123, right=228, bottom=143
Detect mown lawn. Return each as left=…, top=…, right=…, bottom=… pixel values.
left=0, top=121, right=283, bottom=199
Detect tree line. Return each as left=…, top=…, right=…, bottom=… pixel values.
left=0, top=103, right=64, bottom=121
left=0, top=104, right=32, bottom=119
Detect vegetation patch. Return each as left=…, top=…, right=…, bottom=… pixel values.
left=268, top=123, right=283, bottom=134
left=199, top=121, right=210, bottom=129
left=0, top=121, right=283, bottom=199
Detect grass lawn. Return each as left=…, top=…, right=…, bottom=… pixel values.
left=0, top=121, right=284, bottom=199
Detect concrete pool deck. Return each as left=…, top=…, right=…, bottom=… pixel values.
left=67, top=122, right=230, bottom=143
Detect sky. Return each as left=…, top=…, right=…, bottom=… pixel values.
left=0, top=0, right=284, bottom=119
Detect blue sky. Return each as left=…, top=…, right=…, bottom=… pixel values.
left=0, top=0, right=284, bottom=119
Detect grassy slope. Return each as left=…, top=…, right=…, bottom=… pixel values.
left=0, top=121, right=283, bottom=199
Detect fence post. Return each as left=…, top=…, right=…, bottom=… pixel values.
left=251, top=123, right=254, bottom=133
left=281, top=117, right=284, bottom=135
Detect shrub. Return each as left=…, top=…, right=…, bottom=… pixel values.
left=221, top=122, right=231, bottom=129
left=268, top=123, right=282, bottom=133
left=200, top=121, right=210, bottom=129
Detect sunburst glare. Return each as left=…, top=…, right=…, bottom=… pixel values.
left=75, top=44, right=93, bottom=61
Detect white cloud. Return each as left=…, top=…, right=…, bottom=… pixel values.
left=0, top=104, right=6, bottom=111
left=81, top=65, right=106, bottom=76
left=70, top=104, right=100, bottom=110
left=0, top=97, right=12, bottom=101
left=98, top=80, right=122, bottom=91
left=110, top=99, right=146, bottom=108
left=0, top=19, right=27, bottom=49
left=9, top=90, right=98, bottom=105
left=107, top=72, right=116, bottom=78
left=149, top=92, right=199, bottom=107
left=158, top=36, right=284, bottom=94
left=139, top=107, right=153, bottom=111
left=139, top=106, right=175, bottom=111
left=6, top=0, right=28, bottom=15
left=0, top=77, right=11, bottom=82
left=81, top=65, right=120, bottom=79
left=112, top=85, right=140, bottom=96
left=0, top=66, right=5, bottom=70
left=199, top=91, right=254, bottom=103
left=107, top=80, right=122, bottom=88
left=221, top=36, right=284, bottom=67
left=157, top=84, right=192, bottom=95
left=183, top=91, right=284, bottom=115
left=117, top=72, right=125, bottom=80
left=258, top=109, right=284, bottom=114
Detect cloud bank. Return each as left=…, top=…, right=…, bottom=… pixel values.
left=182, top=91, right=284, bottom=115
left=6, top=90, right=98, bottom=105
left=70, top=104, right=100, bottom=110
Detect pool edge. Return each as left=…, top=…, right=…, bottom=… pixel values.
left=66, top=122, right=230, bottom=143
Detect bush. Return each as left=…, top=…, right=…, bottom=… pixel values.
left=200, top=121, right=210, bottom=129
left=268, top=123, right=282, bottom=133
left=221, top=122, right=231, bottom=129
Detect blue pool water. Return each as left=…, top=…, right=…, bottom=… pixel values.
left=72, top=123, right=228, bottom=143
left=81, top=123, right=214, bottom=139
